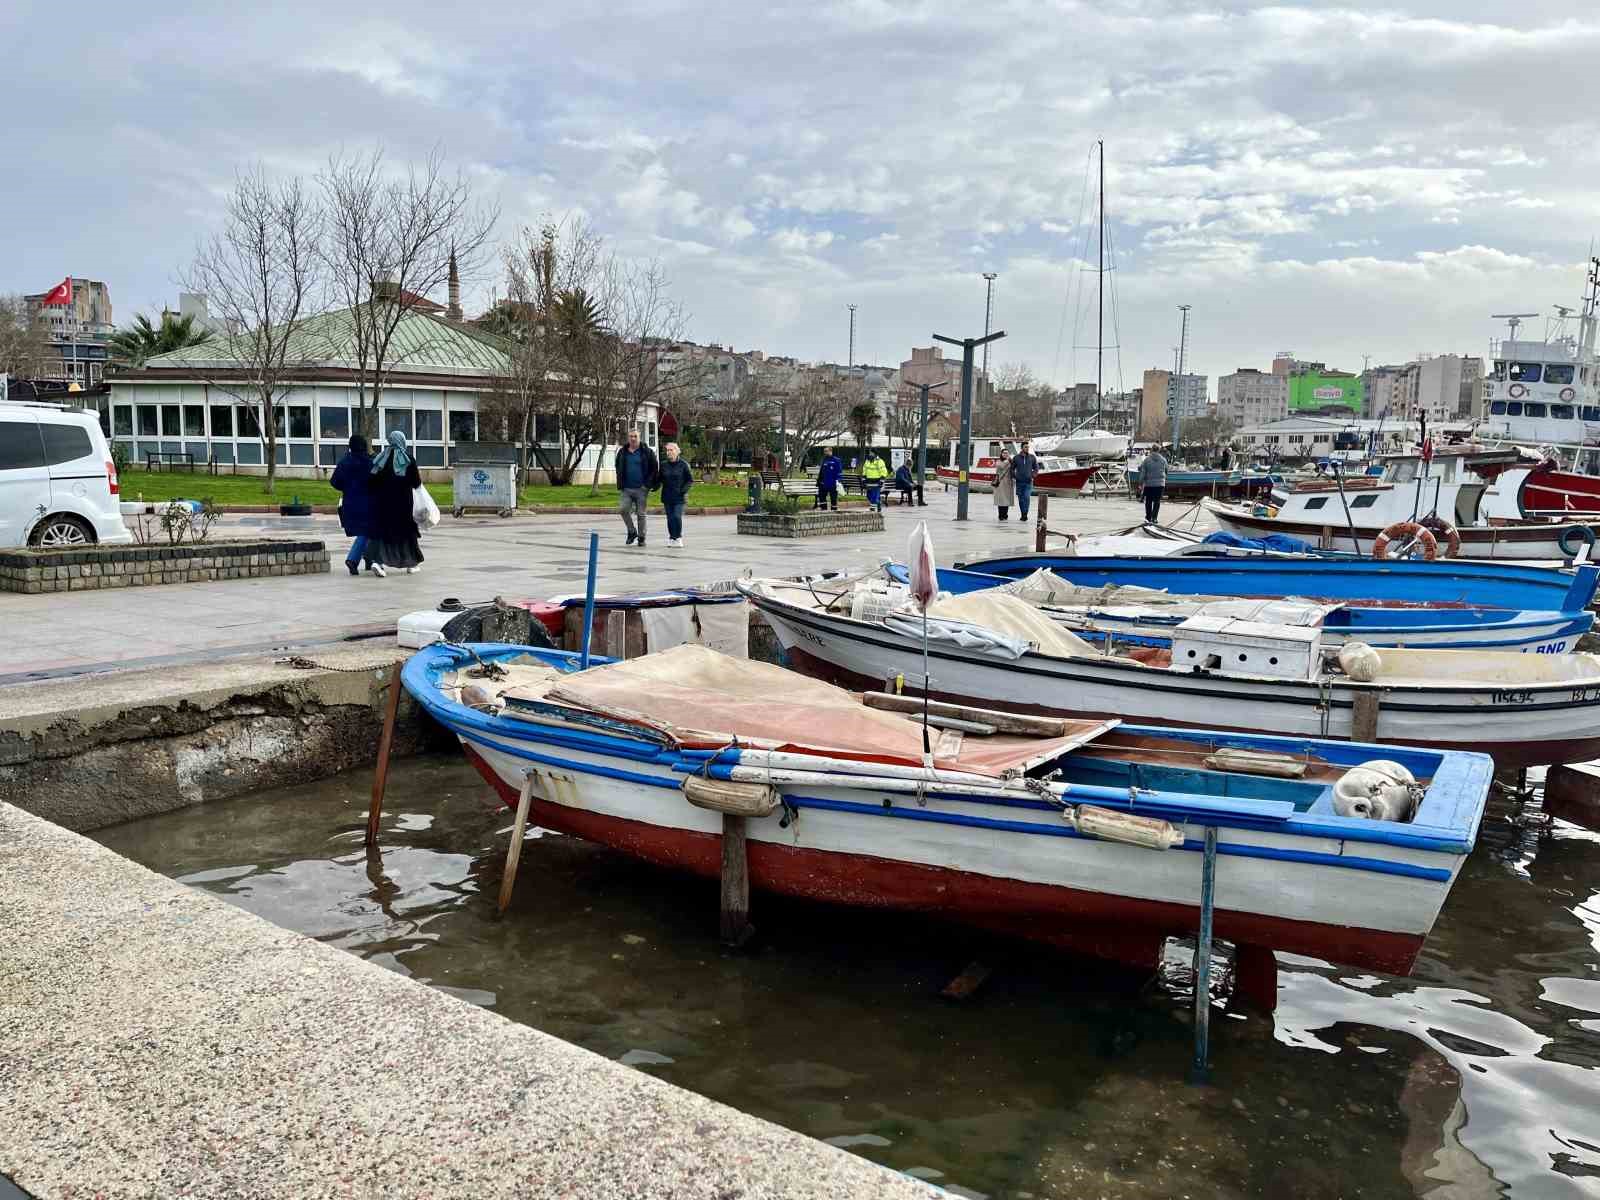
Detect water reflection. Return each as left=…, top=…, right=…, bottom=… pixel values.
left=94, top=756, right=1600, bottom=1198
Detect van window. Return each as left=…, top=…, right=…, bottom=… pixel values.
left=40, top=424, right=94, bottom=466
left=0, top=420, right=46, bottom=470
left=1509, top=362, right=1542, bottom=382
left=1547, top=364, right=1576, bottom=385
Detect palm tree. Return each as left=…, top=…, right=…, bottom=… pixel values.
left=109, top=312, right=213, bottom=367
left=848, top=401, right=879, bottom=454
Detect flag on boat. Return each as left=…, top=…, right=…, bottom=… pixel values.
left=907, top=520, right=937, bottom=611
left=38, top=277, right=72, bottom=307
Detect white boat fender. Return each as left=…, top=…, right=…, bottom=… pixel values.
left=683, top=775, right=781, bottom=818
left=1333, top=759, right=1422, bottom=821
left=1338, top=642, right=1382, bottom=682
left=1074, top=804, right=1183, bottom=850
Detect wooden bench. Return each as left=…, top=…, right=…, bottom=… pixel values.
left=840, top=472, right=864, bottom=494
left=145, top=449, right=196, bottom=472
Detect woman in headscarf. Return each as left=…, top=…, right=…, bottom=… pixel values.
left=365, top=429, right=425, bottom=576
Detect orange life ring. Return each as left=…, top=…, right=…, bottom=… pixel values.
left=1420, top=516, right=1461, bottom=558
left=1372, top=520, right=1439, bottom=561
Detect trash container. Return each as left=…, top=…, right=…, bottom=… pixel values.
left=450, top=442, right=520, bottom=518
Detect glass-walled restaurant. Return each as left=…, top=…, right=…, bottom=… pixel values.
left=103, top=382, right=661, bottom=475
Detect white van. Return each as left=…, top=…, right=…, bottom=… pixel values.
left=0, top=401, right=132, bottom=548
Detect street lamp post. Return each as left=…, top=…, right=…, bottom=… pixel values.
left=981, top=272, right=997, bottom=385
left=933, top=328, right=1007, bottom=521
left=914, top=378, right=949, bottom=502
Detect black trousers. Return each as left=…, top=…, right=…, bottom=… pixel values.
left=1143, top=486, right=1165, bottom=523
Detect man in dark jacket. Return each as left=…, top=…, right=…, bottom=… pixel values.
left=655, top=442, right=693, bottom=547
left=615, top=428, right=659, bottom=547
left=1136, top=446, right=1169, bottom=523
left=815, top=447, right=843, bottom=510
left=1012, top=440, right=1040, bottom=520
left=893, top=461, right=920, bottom=505
left=330, top=433, right=376, bottom=576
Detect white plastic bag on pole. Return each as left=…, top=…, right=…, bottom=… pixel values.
left=907, top=520, right=938, bottom=612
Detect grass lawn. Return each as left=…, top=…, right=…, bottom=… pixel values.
left=118, top=469, right=754, bottom=509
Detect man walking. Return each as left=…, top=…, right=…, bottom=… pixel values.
left=862, top=451, right=889, bottom=512
left=615, top=428, right=659, bottom=547
left=656, top=441, right=693, bottom=547
left=1012, top=439, right=1040, bottom=521
left=1136, top=445, right=1169, bottom=524
left=815, top=447, right=843, bottom=510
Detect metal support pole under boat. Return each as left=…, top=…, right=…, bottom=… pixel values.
left=365, top=661, right=405, bottom=848
left=1189, top=825, right=1218, bottom=1084
left=579, top=530, right=599, bottom=669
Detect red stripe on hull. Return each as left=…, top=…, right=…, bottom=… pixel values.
left=461, top=744, right=1420, bottom=985
left=782, top=644, right=1590, bottom=771
left=1522, top=471, right=1600, bottom=516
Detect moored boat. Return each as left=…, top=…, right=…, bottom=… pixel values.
left=934, top=438, right=1096, bottom=494
left=741, top=573, right=1600, bottom=767
left=407, top=641, right=1491, bottom=980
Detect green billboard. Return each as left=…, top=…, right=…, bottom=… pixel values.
left=1289, top=372, right=1361, bottom=414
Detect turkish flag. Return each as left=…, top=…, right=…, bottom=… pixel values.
left=658, top=409, right=679, bottom=439
left=39, top=277, right=72, bottom=306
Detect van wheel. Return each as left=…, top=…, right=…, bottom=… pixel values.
left=30, top=515, right=94, bottom=548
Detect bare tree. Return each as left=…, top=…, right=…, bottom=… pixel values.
left=182, top=168, right=324, bottom=494
left=609, top=259, right=708, bottom=469
left=884, top=393, right=922, bottom=455
left=0, top=295, right=52, bottom=379
left=781, top=368, right=848, bottom=475
left=320, top=146, right=499, bottom=435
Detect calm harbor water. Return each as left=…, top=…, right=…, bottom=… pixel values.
left=96, top=756, right=1600, bottom=1198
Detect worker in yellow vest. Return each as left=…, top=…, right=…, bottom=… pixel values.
left=862, top=452, right=890, bottom=512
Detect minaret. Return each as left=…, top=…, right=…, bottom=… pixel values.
left=446, top=248, right=462, bottom=320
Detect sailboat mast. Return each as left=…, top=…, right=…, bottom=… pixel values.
left=1096, top=139, right=1104, bottom=428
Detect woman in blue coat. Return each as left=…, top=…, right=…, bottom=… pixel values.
left=330, top=434, right=376, bottom=576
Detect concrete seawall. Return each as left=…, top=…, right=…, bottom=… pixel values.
left=0, top=802, right=940, bottom=1199
left=0, top=645, right=443, bottom=832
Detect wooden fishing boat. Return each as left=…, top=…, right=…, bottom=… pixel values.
left=406, top=641, right=1490, bottom=980
left=954, top=551, right=1600, bottom=612
left=741, top=574, right=1600, bottom=767
left=893, top=564, right=1594, bottom=654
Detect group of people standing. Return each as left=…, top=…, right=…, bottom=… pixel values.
left=990, top=440, right=1040, bottom=522
left=813, top=448, right=925, bottom=513
left=330, top=431, right=427, bottom=578
left=615, top=428, right=695, bottom=548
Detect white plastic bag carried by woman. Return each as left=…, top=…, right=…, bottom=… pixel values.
left=412, top=484, right=441, bottom=528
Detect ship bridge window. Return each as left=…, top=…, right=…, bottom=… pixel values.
left=1490, top=400, right=1507, bottom=415
left=1507, top=402, right=1523, bottom=416
left=1552, top=404, right=1575, bottom=420
left=1303, top=496, right=1329, bottom=510
left=1509, top=362, right=1543, bottom=382
left=1547, top=364, right=1576, bottom=385
left=1491, top=360, right=1507, bottom=381
left=1584, top=406, right=1600, bottom=422
left=1350, top=493, right=1380, bottom=509
left=1524, top=402, right=1547, bottom=418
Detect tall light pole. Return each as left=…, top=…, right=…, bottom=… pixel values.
left=981, top=272, right=998, bottom=384
left=847, top=304, right=857, bottom=371
left=914, top=378, right=949, bottom=499
left=1171, top=304, right=1191, bottom=449
left=934, top=327, right=1007, bottom=521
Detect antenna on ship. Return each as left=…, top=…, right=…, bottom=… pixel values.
left=1491, top=312, right=1539, bottom=352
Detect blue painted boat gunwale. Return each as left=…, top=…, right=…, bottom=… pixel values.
left=405, top=644, right=1485, bottom=859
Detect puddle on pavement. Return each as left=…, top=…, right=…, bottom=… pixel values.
left=94, top=755, right=1600, bottom=1198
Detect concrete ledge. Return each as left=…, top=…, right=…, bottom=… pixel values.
left=737, top=510, right=886, bottom=538
left=0, top=645, right=437, bottom=831
left=0, top=804, right=939, bottom=1200
left=0, top=539, right=330, bottom=593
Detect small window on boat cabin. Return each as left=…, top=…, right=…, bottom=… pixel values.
left=1390, top=459, right=1418, bottom=482
left=1509, top=362, right=1542, bottom=382
left=1552, top=404, right=1575, bottom=420
left=1351, top=493, right=1379, bottom=508
left=1506, top=402, right=1523, bottom=416
left=1547, top=364, right=1576, bottom=385
left=1303, top=496, right=1329, bottom=510
left=1523, top=402, right=1547, bottom=418
left=1491, top=360, right=1507, bottom=381
left=1584, top=406, right=1600, bottom=422
left=1490, top=400, right=1507, bottom=415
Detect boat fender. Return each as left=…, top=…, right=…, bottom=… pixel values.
left=1559, top=525, right=1597, bottom=557
left=1333, top=760, right=1421, bottom=822
left=1371, top=520, right=1438, bottom=561
left=1419, top=516, right=1462, bottom=559
left=683, top=775, right=781, bottom=818
left=1073, top=804, right=1182, bottom=850
left=1338, top=642, right=1383, bottom=683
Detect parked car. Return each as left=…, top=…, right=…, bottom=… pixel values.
left=0, top=401, right=131, bottom=548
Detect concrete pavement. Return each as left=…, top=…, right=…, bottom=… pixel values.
left=2, top=488, right=1209, bottom=679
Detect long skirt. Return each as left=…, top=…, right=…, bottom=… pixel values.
left=371, top=535, right=424, bottom=569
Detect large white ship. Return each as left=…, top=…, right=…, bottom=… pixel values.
left=1479, top=256, right=1600, bottom=446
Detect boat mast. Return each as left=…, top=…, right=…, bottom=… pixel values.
left=1097, top=139, right=1104, bottom=429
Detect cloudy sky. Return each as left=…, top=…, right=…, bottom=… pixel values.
left=5, top=0, right=1599, bottom=394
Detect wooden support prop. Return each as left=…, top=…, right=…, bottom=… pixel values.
left=1035, top=493, right=1050, bottom=552
left=365, top=661, right=404, bottom=848
left=1232, top=943, right=1279, bottom=1014
left=1544, top=762, right=1600, bottom=833
left=1351, top=690, right=1381, bottom=744
left=863, top=690, right=1071, bottom=737
left=941, top=960, right=993, bottom=1002
left=498, top=773, right=536, bottom=914
left=720, top=813, right=754, bottom=948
